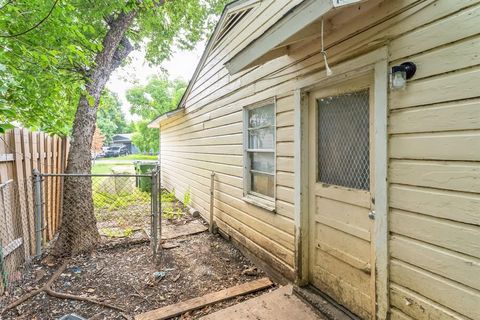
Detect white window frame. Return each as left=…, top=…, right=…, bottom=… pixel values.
left=243, top=98, right=276, bottom=211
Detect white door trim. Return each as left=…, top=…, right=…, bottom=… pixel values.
left=293, top=46, right=389, bottom=319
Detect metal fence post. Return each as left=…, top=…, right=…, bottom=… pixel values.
left=151, top=170, right=158, bottom=257
left=32, top=169, right=43, bottom=256
left=157, top=163, right=161, bottom=252
left=209, top=171, right=216, bottom=233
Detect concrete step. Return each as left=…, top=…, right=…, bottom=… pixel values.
left=293, top=285, right=360, bottom=320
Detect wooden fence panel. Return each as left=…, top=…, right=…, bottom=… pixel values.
left=0, top=128, right=69, bottom=283
left=21, top=129, right=35, bottom=255
left=13, top=128, right=31, bottom=259
left=46, top=135, right=53, bottom=240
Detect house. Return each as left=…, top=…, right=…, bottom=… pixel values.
left=149, top=0, right=480, bottom=319
left=110, top=133, right=138, bottom=154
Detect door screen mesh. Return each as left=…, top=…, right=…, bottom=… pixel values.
left=317, top=89, right=370, bottom=190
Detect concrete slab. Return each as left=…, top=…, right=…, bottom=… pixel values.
left=200, top=285, right=325, bottom=320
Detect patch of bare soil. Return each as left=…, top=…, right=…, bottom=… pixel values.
left=0, top=218, right=276, bottom=320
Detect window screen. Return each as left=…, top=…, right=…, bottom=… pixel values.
left=317, top=89, right=370, bottom=190
left=245, top=103, right=275, bottom=199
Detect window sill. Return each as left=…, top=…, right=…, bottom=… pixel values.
left=243, top=195, right=276, bottom=212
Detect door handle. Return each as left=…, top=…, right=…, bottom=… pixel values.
left=368, top=210, right=375, bottom=220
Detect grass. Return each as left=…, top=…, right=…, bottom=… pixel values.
left=116, top=154, right=158, bottom=160
left=91, top=154, right=157, bottom=174
left=91, top=162, right=127, bottom=174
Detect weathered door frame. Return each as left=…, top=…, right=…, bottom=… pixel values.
left=293, top=47, right=389, bottom=319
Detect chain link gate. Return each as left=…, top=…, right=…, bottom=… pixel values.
left=32, top=167, right=161, bottom=257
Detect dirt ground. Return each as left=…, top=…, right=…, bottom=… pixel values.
left=0, top=217, right=275, bottom=320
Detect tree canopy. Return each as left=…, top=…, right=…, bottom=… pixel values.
left=126, top=76, right=187, bottom=152
left=0, top=0, right=225, bottom=134
left=97, top=90, right=130, bottom=144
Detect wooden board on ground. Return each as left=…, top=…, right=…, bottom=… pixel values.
left=200, top=285, right=324, bottom=320
left=135, top=277, right=273, bottom=320
left=161, top=220, right=208, bottom=240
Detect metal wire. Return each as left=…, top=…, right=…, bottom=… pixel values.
left=317, top=89, right=370, bottom=191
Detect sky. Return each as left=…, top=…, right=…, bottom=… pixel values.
left=106, top=42, right=206, bottom=121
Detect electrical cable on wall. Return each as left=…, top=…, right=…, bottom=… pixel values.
left=321, top=19, right=333, bottom=76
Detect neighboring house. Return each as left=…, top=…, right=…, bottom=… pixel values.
left=149, top=1, right=480, bottom=319
left=110, top=134, right=138, bottom=154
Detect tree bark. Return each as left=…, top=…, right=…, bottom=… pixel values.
left=52, top=10, right=137, bottom=257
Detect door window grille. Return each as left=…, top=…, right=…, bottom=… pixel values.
left=317, top=89, right=370, bottom=190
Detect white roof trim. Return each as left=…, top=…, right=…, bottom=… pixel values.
left=147, top=108, right=185, bottom=128
left=225, top=0, right=362, bottom=74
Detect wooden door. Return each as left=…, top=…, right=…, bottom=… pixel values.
left=308, top=76, right=375, bottom=319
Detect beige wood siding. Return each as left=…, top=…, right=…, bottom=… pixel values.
left=387, top=1, right=480, bottom=318
left=160, top=2, right=480, bottom=317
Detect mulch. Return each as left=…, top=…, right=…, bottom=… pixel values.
left=0, top=217, right=276, bottom=320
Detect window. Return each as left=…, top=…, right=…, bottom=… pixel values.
left=244, top=101, right=276, bottom=206
left=317, top=89, right=370, bottom=190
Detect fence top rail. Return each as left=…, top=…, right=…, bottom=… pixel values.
left=0, top=179, right=14, bottom=189
left=40, top=173, right=155, bottom=178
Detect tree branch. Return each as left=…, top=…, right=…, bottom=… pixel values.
left=0, top=0, right=59, bottom=38
left=111, top=36, right=134, bottom=70
left=0, top=0, right=13, bottom=11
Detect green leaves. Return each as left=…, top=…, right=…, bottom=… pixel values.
left=126, top=76, right=187, bottom=152
left=96, top=90, right=130, bottom=144
left=0, top=0, right=227, bottom=135
left=127, top=76, right=187, bottom=121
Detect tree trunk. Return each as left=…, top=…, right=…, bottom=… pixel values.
left=52, top=10, right=137, bottom=257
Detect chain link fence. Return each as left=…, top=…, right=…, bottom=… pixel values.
left=0, top=180, right=27, bottom=294
left=36, top=170, right=161, bottom=257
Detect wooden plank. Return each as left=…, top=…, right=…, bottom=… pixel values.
left=391, top=36, right=480, bottom=81
left=58, top=137, right=67, bottom=228
left=30, top=132, right=38, bottom=171
left=390, top=209, right=480, bottom=259
left=390, top=131, right=480, bottom=161
left=390, top=160, right=480, bottom=193
left=390, top=308, right=415, bottom=320
left=21, top=129, right=35, bottom=255
left=389, top=99, right=480, bottom=134
left=1, top=238, right=23, bottom=257
left=38, top=132, right=46, bottom=242
left=390, top=284, right=468, bottom=320
left=214, top=207, right=295, bottom=266
left=390, top=3, right=480, bottom=61
left=45, top=135, right=53, bottom=240
left=134, top=277, right=273, bottom=320
left=391, top=235, right=480, bottom=290
left=13, top=128, right=31, bottom=259
left=52, top=136, right=59, bottom=234
left=390, top=259, right=480, bottom=319
left=313, top=183, right=371, bottom=208
left=310, top=264, right=372, bottom=320
left=390, top=185, right=480, bottom=226
left=0, top=154, right=14, bottom=162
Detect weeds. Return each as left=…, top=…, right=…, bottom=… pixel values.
left=161, top=187, right=189, bottom=221
left=183, top=188, right=191, bottom=207
left=93, top=189, right=150, bottom=212
left=161, top=189, right=176, bottom=203
left=100, top=227, right=135, bottom=238
left=162, top=203, right=175, bottom=220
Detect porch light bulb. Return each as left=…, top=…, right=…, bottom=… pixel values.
left=390, top=62, right=417, bottom=91
left=391, top=68, right=407, bottom=90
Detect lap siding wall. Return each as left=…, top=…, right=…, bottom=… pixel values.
left=159, top=0, right=480, bottom=317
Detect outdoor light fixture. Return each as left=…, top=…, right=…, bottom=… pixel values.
left=390, top=62, right=416, bottom=90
